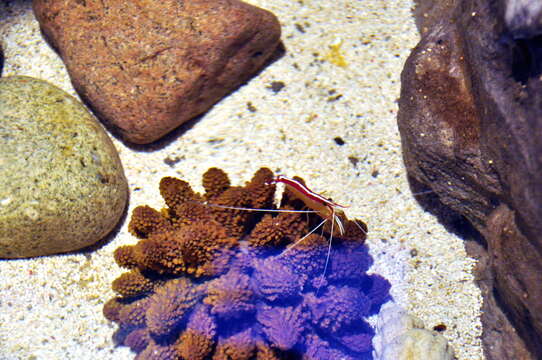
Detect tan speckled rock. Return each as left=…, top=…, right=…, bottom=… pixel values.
left=32, top=0, right=281, bottom=144
left=0, top=76, right=128, bottom=258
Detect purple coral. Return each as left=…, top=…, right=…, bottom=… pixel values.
left=204, top=270, right=255, bottom=320
left=364, top=274, right=392, bottom=312
left=252, top=257, right=302, bottom=301
left=328, top=243, right=373, bottom=282
left=256, top=304, right=305, bottom=351
left=185, top=305, right=216, bottom=337
left=214, top=327, right=256, bottom=360
left=278, top=234, right=327, bottom=281
left=118, top=297, right=150, bottom=328
left=304, top=286, right=371, bottom=333
left=124, top=329, right=150, bottom=353
left=146, top=278, right=202, bottom=339
left=105, top=168, right=389, bottom=359
left=304, top=334, right=357, bottom=360
left=338, top=333, right=373, bottom=354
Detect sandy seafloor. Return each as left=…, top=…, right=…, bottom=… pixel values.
left=0, top=0, right=484, bottom=359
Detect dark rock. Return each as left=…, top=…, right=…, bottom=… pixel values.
left=33, top=0, right=281, bottom=144
left=0, top=44, right=3, bottom=76
left=399, top=0, right=542, bottom=358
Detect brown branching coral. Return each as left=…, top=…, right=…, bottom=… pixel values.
left=118, top=297, right=151, bottom=328
left=127, top=223, right=237, bottom=277
left=243, top=168, right=276, bottom=210
left=176, top=329, right=214, bottom=360
left=114, top=245, right=139, bottom=269
left=208, top=187, right=254, bottom=237
left=176, top=223, right=237, bottom=277
left=130, top=234, right=183, bottom=274
left=255, top=341, right=281, bottom=360
left=248, top=209, right=308, bottom=249
left=159, top=177, right=201, bottom=212
left=135, top=341, right=179, bottom=360
left=112, top=268, right=157, bottom=297
left=106, top=167, right=375, bottom=360
left=206, top=168, right=276, bottom=238
left=103, top=297, right=125, bottom=322
left=175, top=305, right=216, bottom=360
left=125, top=328, right=151, bottom=353
left=202, top=167, right=231, bottom=199
left=129, top=205, right=173, bottom=239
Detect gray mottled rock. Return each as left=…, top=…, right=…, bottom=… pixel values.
left=0, top=76, right=128, bottom=258
left=373, top=302, right=455, bottom=360
left=400, top=0, right=542, bottom=358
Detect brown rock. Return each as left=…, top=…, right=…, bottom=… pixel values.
left=33, top=0, right=281, bottom=144
left=399, top=0, right=542, bottom=358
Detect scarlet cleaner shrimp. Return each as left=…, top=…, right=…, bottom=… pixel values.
left=197, top=168, right=368, bottom=293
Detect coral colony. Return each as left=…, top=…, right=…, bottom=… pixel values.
left=104, top=168, right=391, bottom=360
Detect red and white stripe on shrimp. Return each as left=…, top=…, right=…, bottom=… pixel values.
left=267, top=175, right=350, bottom=236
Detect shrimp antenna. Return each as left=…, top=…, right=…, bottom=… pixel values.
left=316, top=208, right=335, bottom=296
left=280, top=217, right=328, bottom=256
left=196, top=201, right=317, bottom=214
left=334, top=213, right=345, bottom=235
left=352, top=219, right=367, bottom=235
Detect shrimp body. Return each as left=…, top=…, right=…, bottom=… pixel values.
left=269, top=175, right=348, bottom=234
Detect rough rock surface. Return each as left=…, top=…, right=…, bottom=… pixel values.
left=0, top=76, right=128, bottom=258
left=372, top=302, right=455, bottom=360
left=398, top=0, right=542, bottom=358
left=32, top=0, right=281, bottom=144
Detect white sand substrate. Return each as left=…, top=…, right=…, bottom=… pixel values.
left=0, top=1, right=484, bottom=359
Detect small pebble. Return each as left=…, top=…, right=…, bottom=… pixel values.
left=268, top=81, right=285, bottom=93
left=334, top=136, right=345, bottom=145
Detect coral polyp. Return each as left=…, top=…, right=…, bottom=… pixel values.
left=105, top=167, right=390, bottom=359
